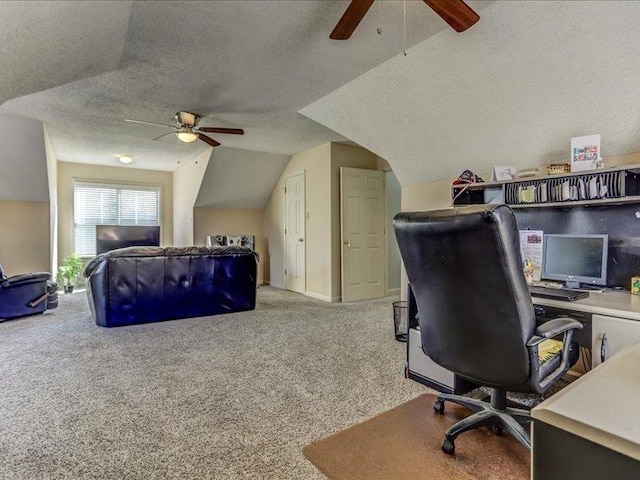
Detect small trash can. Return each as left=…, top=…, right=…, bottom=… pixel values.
left=393, top=300, right=408, bottom=342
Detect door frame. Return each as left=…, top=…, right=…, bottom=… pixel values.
left=284, top=170, right=306, bottom=293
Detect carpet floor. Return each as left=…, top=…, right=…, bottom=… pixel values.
left=0, top=287, right=427, bottom=479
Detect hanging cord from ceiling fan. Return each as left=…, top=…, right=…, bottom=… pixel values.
left=403, top=0, right=407, bottom=56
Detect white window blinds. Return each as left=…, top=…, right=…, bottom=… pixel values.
left=74, top=182, right=161, bottom=256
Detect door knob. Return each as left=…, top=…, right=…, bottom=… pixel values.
left=298, top=238, right=304, bottom=242
left=343, top=240, right=351, bottom=247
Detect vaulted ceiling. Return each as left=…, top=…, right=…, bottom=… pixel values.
left=0, top=1, right=492, bottom=172
left=302, top=1, right=640, bottom=185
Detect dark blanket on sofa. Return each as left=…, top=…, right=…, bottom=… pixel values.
left=84, top=246, right=258, bottom=327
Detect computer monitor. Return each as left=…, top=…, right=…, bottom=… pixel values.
left=541, top=234, right=608, bottom=286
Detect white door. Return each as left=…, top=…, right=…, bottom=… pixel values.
left=340, top=167, right=386, bottom=302
left=285, top=172, right=305, bottom=293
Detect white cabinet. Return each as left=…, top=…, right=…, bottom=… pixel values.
left=591, top=314, right=640, bottom=366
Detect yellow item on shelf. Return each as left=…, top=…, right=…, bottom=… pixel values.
left=546, top=163, right=571, bottom=175
left=632, top=276, right=640, bottom=295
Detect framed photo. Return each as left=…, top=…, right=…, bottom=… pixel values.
left=491, top=166, right=517, bottom=181
left=571, top=134, right=601, bottom=172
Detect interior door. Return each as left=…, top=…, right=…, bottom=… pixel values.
left=284, top=172, right=305, bottom=293
left=340, top=167, right=386, bottom=302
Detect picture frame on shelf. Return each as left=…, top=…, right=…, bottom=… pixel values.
left=491, top=166, right=517, bottom=181
left=571, top=134, right=601, bottom=172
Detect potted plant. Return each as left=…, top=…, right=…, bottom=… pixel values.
left=57, top=253, right=84, bottom=294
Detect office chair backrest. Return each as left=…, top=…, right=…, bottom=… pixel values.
left=394, top=204, right=536, bottom=387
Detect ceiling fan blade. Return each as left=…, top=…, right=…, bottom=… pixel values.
left=198, top=127, right=244, bottom=135
left=423, top=0, right=479, bottom=33
left=198, top=134, right=221, bottom=147
left=125, top=119, right=174, bottom=128
left=152, top=131, right=176, bottom=141
left=330, top=0, right=375, bottom=40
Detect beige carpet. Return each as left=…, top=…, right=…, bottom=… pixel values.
left=0, top=287, right=428, bottom=479
left=303, top=394, right=530, bottom=480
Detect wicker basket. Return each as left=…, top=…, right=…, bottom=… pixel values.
left=546, top=163, right=571, bottom=175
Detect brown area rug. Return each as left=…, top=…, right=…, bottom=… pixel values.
left=303, top=394, right=529, bottom=480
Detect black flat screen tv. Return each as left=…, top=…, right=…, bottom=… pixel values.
left=96, top=225, right=161, bottom=255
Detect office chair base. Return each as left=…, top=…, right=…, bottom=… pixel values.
left=434, top=390, right=532, bottom=454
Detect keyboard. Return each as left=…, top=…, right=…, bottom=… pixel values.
left=528, top=286, right=590, bottom=301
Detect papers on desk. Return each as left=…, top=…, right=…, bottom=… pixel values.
left=519, top=230, right=544, bottom=281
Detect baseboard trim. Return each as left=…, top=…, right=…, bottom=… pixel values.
left=305, top=291, right=341, bottom=303
left=387, top=288, right=401, bottom=296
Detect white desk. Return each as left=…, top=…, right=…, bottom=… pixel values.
left=532, top=290, right=640, bottom=321
left=407, top=290, right=640, bottom=392
left=531, top=342, right=640, bottom=479
left=532, top=290, right=640, bottom=366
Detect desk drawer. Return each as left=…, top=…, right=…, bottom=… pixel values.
left=591, top=314, right=640, bottom=366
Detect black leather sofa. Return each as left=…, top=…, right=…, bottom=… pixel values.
left=84, top=246, right=259, bottom=327
left=0, top=263, right=58, bottom=320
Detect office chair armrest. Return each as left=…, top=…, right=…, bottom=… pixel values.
left=527, top=317, right=583, bottom=347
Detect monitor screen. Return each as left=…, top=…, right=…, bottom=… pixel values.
left=96, top=225, right=160, bottom=255
left=541, top=234, right=608, bottom=285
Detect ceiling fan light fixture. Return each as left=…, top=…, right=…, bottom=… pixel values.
left=177, top=131, right=198, bottom=143
left=176, top=111, right=198, bottom=127
left=119, top=154, right=133, bottom=164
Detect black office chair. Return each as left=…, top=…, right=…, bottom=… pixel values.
left=393, top=204, right=582, bottom=454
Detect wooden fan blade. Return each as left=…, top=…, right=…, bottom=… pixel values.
left=152, top=131, right=176, bottom=141
left=198, top=134, right=221, bottom=147
left=423, top=0, right=479, bottom=33
left=198, top=127, right=244, bottom=135
left=125, top=119, right=174, bottom=128
left=330, top=0, right=375, bottom=40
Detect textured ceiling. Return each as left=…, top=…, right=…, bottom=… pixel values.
left=301, top=1, right=640, bottom=186
left=0, top=1, right=131, bottom=105
left=195, top=147, right=290, bottom=209
left=0, top=0, right=492, bottom=172
left=0, top=115, right=48, bottom=202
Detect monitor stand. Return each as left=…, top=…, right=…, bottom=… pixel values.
left=565, top=281, right=605, bottom=291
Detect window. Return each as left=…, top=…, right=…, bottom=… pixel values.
left=74, top=181, right=161, bottom=256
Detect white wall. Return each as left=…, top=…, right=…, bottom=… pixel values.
left=43, top=125, right=58, bottom=273
left=264, top=142, right=381, bottom=301
left=173, top=149, right=211, bottom=246
left=195, top=147, right=290, bottom=209
left=264, top=143, right=331, bottom=294
left=0, top=115, right=50, bottom=273
left=0, top=114, right=49, bottom=201
left=385, top=171, right=401, bottom=293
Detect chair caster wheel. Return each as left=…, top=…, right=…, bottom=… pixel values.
left=433, top=399, right=445, bottom=414
left=441, top=436, right=455, bottom=455
left=492, top=425, right=503, bottom=436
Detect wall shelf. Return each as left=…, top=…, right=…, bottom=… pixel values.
left=452, top=164, right=640, bottom=208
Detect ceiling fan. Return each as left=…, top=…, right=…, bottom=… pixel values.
left=125, top=111, right=244, bottom=147
left=330, top=0, right=480, bottom=40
